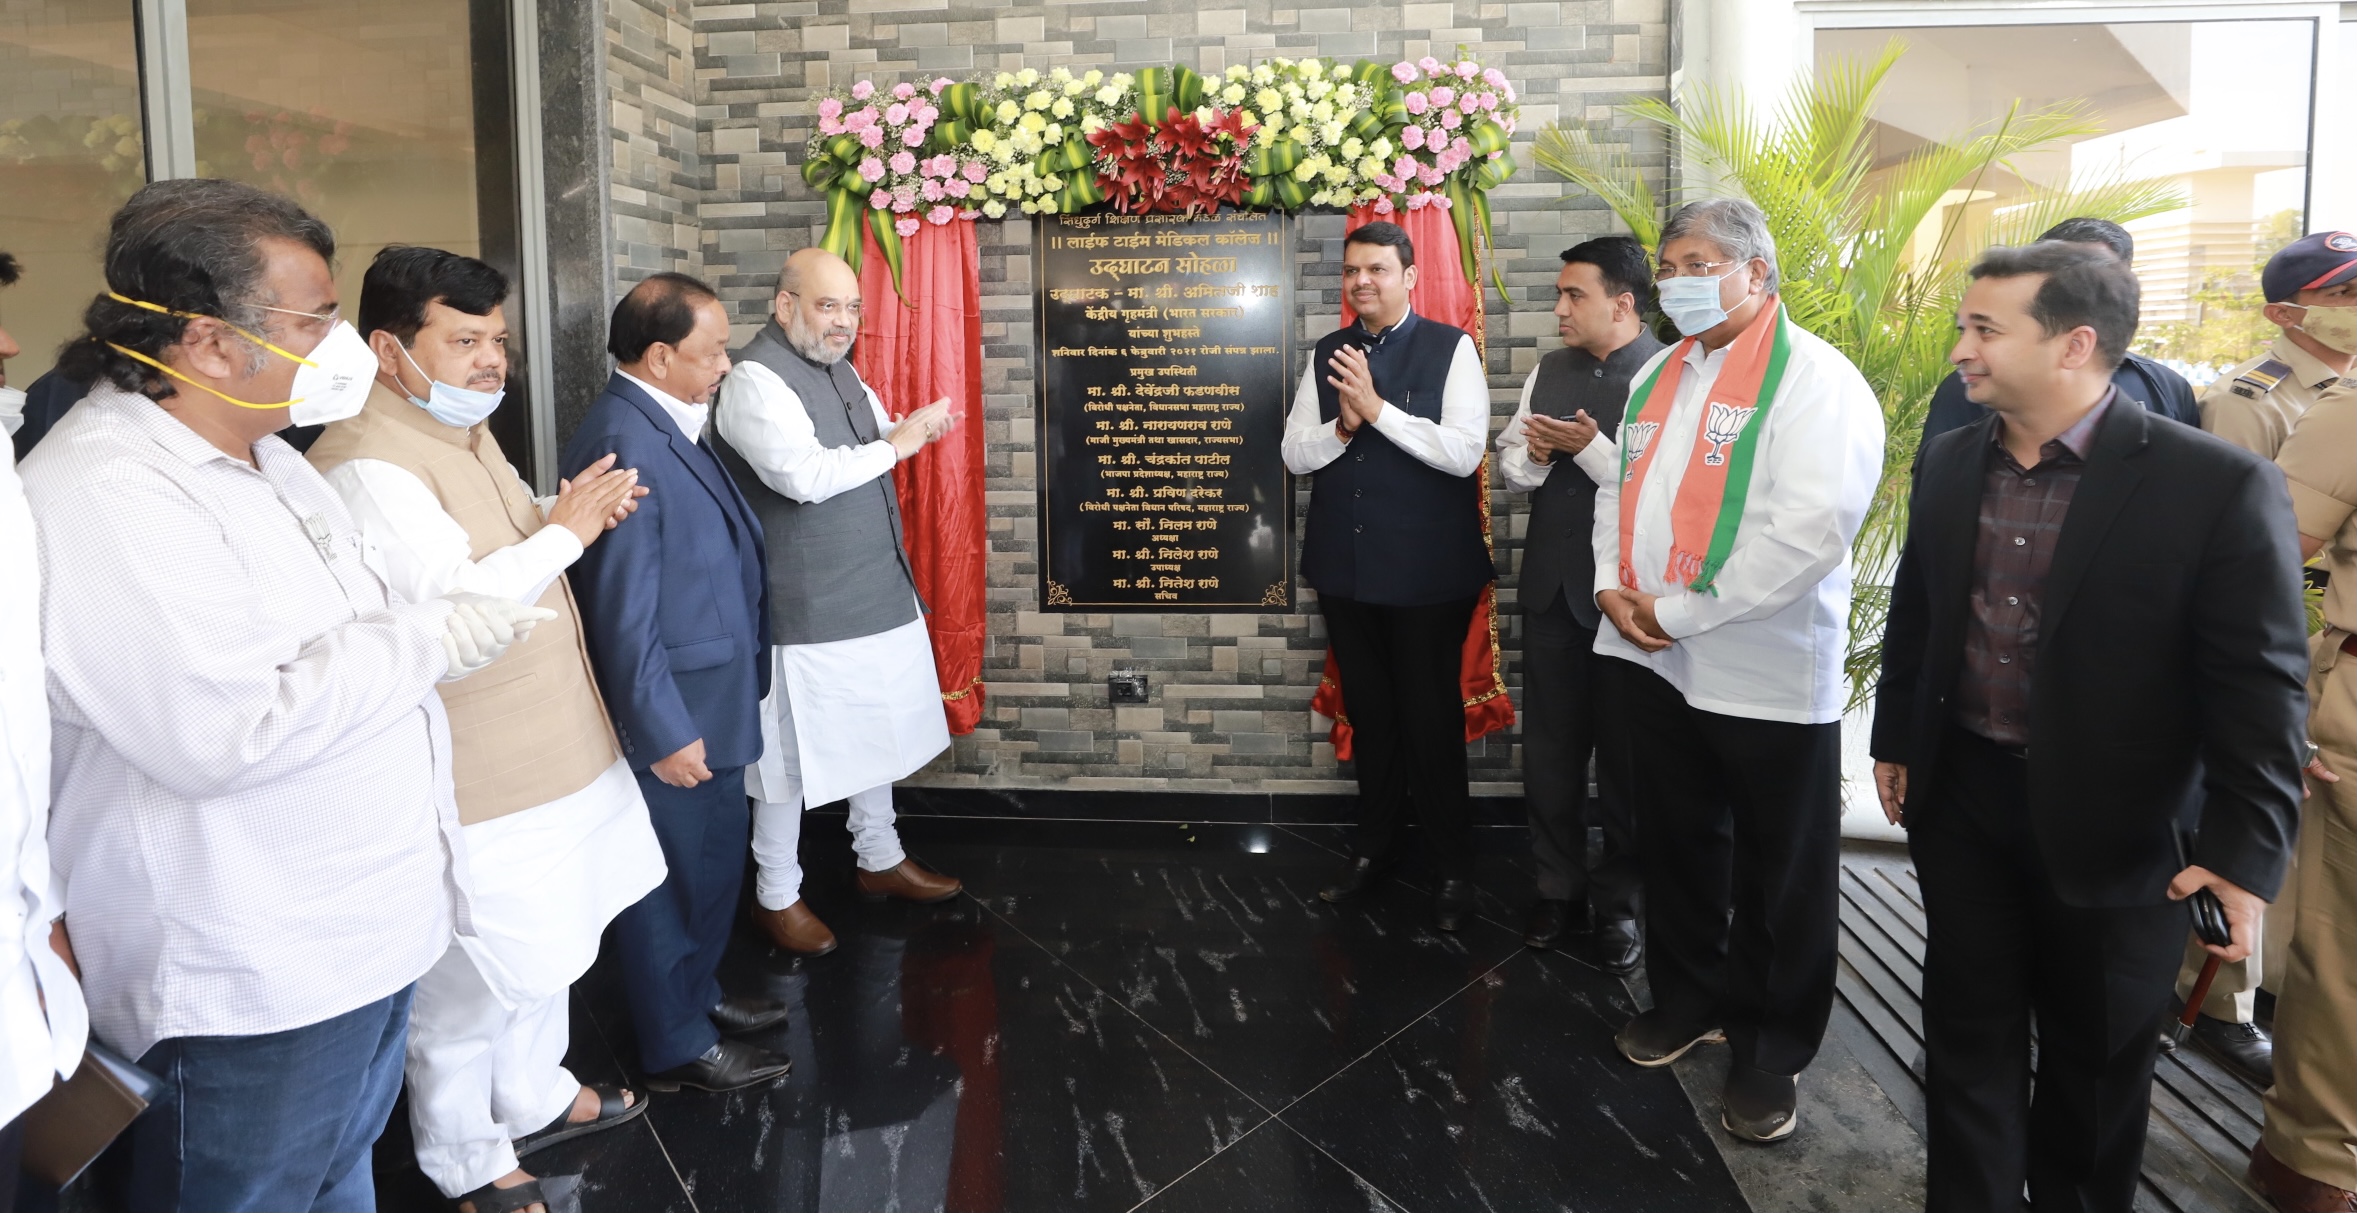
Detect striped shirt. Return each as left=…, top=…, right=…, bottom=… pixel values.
left=1955, top=390, right=2114, bottom=747
left=19, top=386, right=468, bottom=1057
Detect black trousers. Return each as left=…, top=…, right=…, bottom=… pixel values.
left=1321, top=592, right=1482, bottom=880
left=1913, top=726, right=2183, bottom=1213
left=1624, top=664, right=1840, bottom=1076
left=1520, top=597, right=1640, bottom=919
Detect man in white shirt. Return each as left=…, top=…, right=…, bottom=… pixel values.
left=0, top=248, right=86, bottom=1202
left=1280, top=222, right=1494, bottom=932
left=711, top=248, right=963, bottom=958
left=307, top=247, right=672, bottom=1213
left=1590, top=199, right=1883, bottom=1143
left=20, top=179, right=542, bottom=1211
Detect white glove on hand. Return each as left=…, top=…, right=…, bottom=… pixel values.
left=438, top=592, right=560, bottom=681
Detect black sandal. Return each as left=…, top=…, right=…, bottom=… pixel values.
left=512, top=1084, right=646, bottom=1157
left=454, top=1177, right=546, bottom=1213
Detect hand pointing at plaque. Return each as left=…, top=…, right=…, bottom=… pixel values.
left=1327, top=344, right=1385, bottom=435
left=889, top=396, right=958, bottom=462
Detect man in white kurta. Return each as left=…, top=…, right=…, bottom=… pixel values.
left=712, top=248, right=964, bottom=957
left=308, top=247, right=666, bottom=1211
left=0, top=262, right=87, bottom=1181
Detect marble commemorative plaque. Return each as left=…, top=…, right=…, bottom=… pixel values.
left=1035, top=210, right=1294, bottom=611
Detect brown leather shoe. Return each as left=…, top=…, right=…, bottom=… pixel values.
left=2251, top=1140, right=2357, bottom=1212
left=855, top=859, right=962, bottom=904
left=750, top=900, right=837, bottom=956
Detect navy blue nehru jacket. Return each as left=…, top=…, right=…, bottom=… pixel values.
left=1299, top=310, right=1496, bottom=606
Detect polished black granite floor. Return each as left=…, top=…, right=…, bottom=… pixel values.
left=365, top=815, right=1747, bottom=1213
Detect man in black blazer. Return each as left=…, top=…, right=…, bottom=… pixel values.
left=1872, top=242, right=2309, bottom=1211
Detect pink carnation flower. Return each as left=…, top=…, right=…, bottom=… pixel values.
left=892, top=185, right=917, bottom=209
left=896, top=216, right=921, bottom=237
left=1503, top=84, right=1516, bottom=103
left=1403, top=92, right=1428, bottom=116
left=892, top=82, right=917, bottom=100
left=931, top=76, right=955, bottom=94
left=921, top=178, right=945, bottom=202
left=852, top=80, right=875, bottom=100
left=819, top=116, right=844, bottom=136
left=889, top=150, right=917, bottom=174
left=1400, top=125, right=1424, bottom=151
left=1390, top=61, right=1417, bottom=84
left=1451, top=136, right=1473, bottom=157
left=886, top=102, right=909, bottom=125
left=916, top=103, right=938, bottom=124
left=1417, top=56, right=1442, bottom=75
left=1430, top=86, right=1455, bottom=109
left=1439, top=108, right=1462, bottom=130
left=963, top=161, right=988, bottom=183
left=859, top=156, right=887, bottom=182
left=869, top=189, right=891, bottom=210
left=1456, top=61, right=1478, bottom=78
left=1393, top=155, right=1418, bottom=180
left=927, top=205, right=954, bottom=226
left=1373, top=196, right=1395, bottom=215
left=1418, top=163, right=1445, bottom=186
left=1479, top=92, right=1498, bottom=112
left=1404, top=193, right=1429, bottom=210
left=902, top=126, right=927, bottom=147
left=945, top=179, right=972, bottom=199
left=858, top=125, right=886, bottom=149
left=1482, top=67, right=1507, bottom=88
left=818, top=98, right=844, bottom=120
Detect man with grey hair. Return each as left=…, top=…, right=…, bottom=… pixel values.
left=711, top=247, right=964, bottom=959
left=1587, top=197, right=1884, bottom=1143
left=22, top=178, right=546, bottom=1209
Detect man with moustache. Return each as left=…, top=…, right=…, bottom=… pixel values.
left=1281, top=221, right=1494, bottom=931
left=1873, top=241, right=2307, bottom=1210
left=563, top=274, right=790, bottom=1095
left=711, top=248, right=963, bottom=959
left=1495, top=235, right=1663, bottom=964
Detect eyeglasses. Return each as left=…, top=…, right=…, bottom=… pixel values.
left=257, top=303, right=344, bottom=333
left=785, top=292, right=863, bottom=319
left=1655, top=258, right=1739, bottom=282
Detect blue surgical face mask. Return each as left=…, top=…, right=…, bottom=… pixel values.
left=400, top=341, right=505, bottom=428
left=1657, top=265, right=1748, bottom=337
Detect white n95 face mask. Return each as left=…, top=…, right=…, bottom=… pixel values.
left=103, top=293, right=376, bottom=426
left=398, top=341, right=505, bottom=429
left=0, top=385, right=24, bottom=437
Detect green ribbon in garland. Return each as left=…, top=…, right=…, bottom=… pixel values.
left=1135, top=66, right=1204, bottom=127
left=929, top=82, right=989, bottom=151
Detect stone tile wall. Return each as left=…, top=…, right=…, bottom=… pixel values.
left=597, top=0, right=1671, bottom=793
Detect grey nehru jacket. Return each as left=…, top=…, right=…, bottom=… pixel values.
left=711, top=321, right=924, bottom=646
left=1519, top=332, right=1666, bottom=625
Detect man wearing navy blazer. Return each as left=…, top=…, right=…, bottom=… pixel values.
left=563, top=274, right=792, bottom=1094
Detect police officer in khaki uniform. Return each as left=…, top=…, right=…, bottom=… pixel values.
left=2249, top=377, right=2357, bottom=1213
left=2199, top=231, right=2357, bottom=459
left=2168, top=231, right=2357, bottom=1088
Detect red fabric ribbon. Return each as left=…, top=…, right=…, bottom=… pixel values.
left=1312, top=204, right=1514, bottom=760
left=858, top=222, right=988, bottom=733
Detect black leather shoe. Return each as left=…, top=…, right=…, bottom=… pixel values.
left=1614, top=1008, right=1724, bottom=1068
left=1433, top=879, right=1475, bottom=932
left=644, top=1040, right=791, bottom=1093
left=709, top=995, right=790, bottom=1036
left=1524, top=899, right=1574, bottom=949
left=1721, top=1063, right=1799, bottom=1143
left=2192, top=1014, right=2275, bottom=1088
left=1318, top=856, right=1389, bottom=903
left=1592, top=916, right=1643, bottom=976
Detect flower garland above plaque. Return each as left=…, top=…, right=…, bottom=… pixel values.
left=1035, top=209, right=1293, bottom=611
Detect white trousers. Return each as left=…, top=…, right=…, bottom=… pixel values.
left=404, top=941, right=580, bottom=1197
left=751, top=782, right=906, bottom=911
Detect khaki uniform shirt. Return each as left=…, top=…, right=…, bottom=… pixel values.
left=2199, top=336, right=2346, bottom=459
left=2277, top=380, right=2357, bottom=635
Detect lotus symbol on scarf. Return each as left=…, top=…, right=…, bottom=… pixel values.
left=1621, top=421, right=1659, bottom=479
left=1702, top=402, right=1756, bottom=466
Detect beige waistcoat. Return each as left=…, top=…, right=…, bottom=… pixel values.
left=309, top=384, right=619, bottom=825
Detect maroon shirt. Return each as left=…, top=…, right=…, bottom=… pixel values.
left=1954, top=390, right=2114, bottom=746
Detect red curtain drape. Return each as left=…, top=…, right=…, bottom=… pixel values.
left=858, top=223, right=988, bottom=733
left=1310, top=203, right=1514, bottom=760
